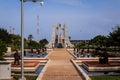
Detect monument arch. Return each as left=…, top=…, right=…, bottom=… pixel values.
left=46, top=23, right=73, bottom=48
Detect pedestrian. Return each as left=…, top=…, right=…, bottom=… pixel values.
left=24, top=50, right=26, bottom=56
left=37, top=49, right=40, bottom=55
left=14, top=50, right=20, bottom=65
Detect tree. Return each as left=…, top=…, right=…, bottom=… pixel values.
left=0, top=28, right=11, bottom=44
left=91, top=35, right=108, bottom=47
left=108, top=26, right=120, bottom=47
left=0, top=40, right=7, bottom=60
left=0, top=28, right=10, bottom=60
left=39, top=39, right=48, bottom=48
left=28, top=34, right=33, bottom=48
left=9, top=34, right=21, bottom=50
left=30, top=40, right=39, bottom=49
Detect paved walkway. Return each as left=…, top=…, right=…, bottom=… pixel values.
left=41, top=48, right=82, bottom=80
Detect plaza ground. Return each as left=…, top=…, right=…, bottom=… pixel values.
left=40, top=48, right=82, bottom=80
left=7, top=48, right=120, bottom=80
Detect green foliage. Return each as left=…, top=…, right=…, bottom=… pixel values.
left=9, top=34, right=21, bottom=50
left=28, top=40, right=39, bottom=49
left=0, top=28, right=21, bottom=52
left=74, top=41, right=95, bottom=49
left=27, top=34, right=34, bottom=48
left=91, top=35, right=108, bottom=47
left=90, top=75, right=120, bottom=80
left=13, top=75, right=37, bottom=80
left=0, top=39, right=7, bottom=60
left=0, top=28, right=11, bottom=44
left=27, top=34, right=48, bottom=49
left=108, top=26, right=120, bottom=47
left=39, top=39, right=48, bottom=48
left=90, top=26, right=120, bottom=57
left=0, top=28, right=10, bottom=60
left=27, top=34, right=39, bottom=49
left=75, top=41, right=86, bottom=49
left=0, top=28, right=49, bottom=54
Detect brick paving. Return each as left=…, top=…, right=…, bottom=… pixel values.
left=41, top=48, right=82, bottom=80
left=83, top=61, right=120, bottom=67
left=11, top=61, right=39, bottom=67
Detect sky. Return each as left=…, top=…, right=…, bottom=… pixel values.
left=0, top=0, right=120, bottom=41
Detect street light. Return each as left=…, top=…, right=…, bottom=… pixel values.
left=20, top=0, right=44, bottom=5
left=20, top=0, right=44, bottom=80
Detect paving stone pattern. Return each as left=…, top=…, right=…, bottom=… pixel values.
left=41, top=48, right=82, bottom=80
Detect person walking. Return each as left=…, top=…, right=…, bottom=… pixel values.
left=14, top=50, right=20, bottom=65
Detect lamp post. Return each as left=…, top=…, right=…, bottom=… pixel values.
left=20, top=0, right=44, bottom=80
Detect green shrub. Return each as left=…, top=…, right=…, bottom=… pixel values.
left=0, top=40, right=7, bottom=60
left=90, top=75, right=120, bottom=80
left=13, top=75, right=37, bottom=80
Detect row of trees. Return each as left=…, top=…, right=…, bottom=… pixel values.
left=0, top=28, right=48, bottom=60
left=75, top=25, right=120, bottom=52
left=90, top=26, right=120, bottom=63
left=73, top=26, right=120, bottom=62
left=91, top=26, right=120, bottom=49
left=27, top=34, right=48, bottom=49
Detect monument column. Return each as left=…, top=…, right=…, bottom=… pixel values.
left=46, top=23, right=73, bottom=48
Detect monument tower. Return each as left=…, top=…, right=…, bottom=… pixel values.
left=46, top=23, right=73, bottom=48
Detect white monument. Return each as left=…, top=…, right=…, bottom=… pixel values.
left=46, top=23, right=73, bottom=48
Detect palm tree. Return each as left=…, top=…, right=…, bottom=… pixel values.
left=28, top=34, right=33, bottom=49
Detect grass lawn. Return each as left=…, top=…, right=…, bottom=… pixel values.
left=90, top=75, right=120, bottom=80
left=13, top=75, right=37, bottom=80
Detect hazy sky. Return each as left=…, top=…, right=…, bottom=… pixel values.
left=0, top=0, right=120, bottom=41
